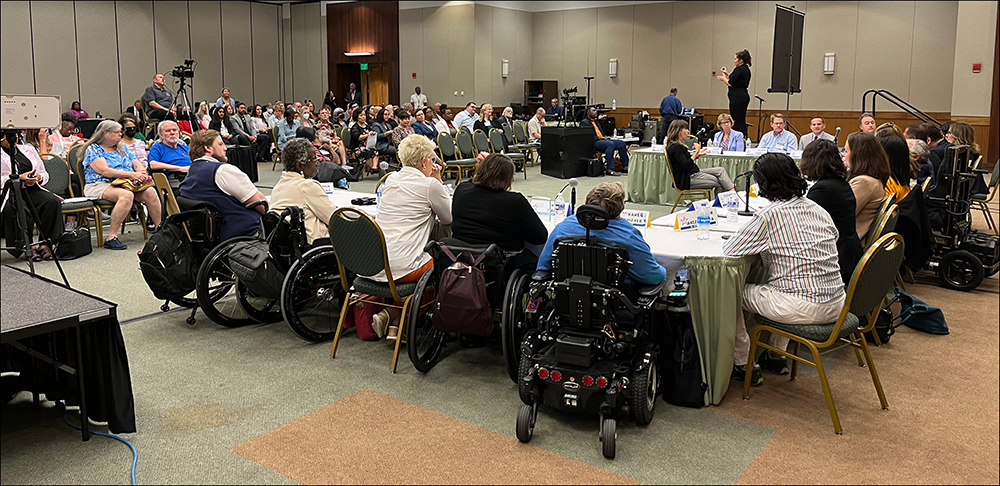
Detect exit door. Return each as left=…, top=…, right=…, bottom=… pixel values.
left=364, top=64, right=390, bottom=107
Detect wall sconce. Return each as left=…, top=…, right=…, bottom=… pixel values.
left=344, top=52, right=375, bottom=57
left=609, top=58, right=618, bottom=78
left=502, top=59, right=509, bottom=78
left=823, top=53, right=835, bottom=74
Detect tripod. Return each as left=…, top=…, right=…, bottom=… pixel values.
left=173, top=76, right=200, bottom=129
left=0, top=131, right=70, bottom=286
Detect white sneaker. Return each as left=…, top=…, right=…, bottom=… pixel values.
left=101, top=211, right=111, bottom=223
left=64, top=222, right=75, bottom=233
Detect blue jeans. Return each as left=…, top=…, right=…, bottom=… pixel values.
left=594, top=139, right=629, bottom=171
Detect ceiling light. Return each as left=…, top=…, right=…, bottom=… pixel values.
left=344, top=52, right=374, bottom=57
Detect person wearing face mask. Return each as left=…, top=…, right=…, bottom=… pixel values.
left=118, top=115, right=148, bottom=169
left=268, top=138, right=339, bottom=246
left=147, top=121, right=191, bottom=187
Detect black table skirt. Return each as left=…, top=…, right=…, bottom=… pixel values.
left=227, top=145, right=258, bottom=183
left=2, top=315, right=137, bottom=434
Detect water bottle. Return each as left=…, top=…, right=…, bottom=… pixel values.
left=726, top=192, right=739, bottom=224
left=612, top=99, right=617, bottom=110
left=553, top=192, right=567, bottom=225
left=696, top=201, right=711, bottom=240
left=376, top=184, right=384, bottom=212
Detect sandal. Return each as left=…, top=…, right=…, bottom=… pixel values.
left=40, top=245, right=54, bottom=261
left=30, top=246, right=44, bottom=262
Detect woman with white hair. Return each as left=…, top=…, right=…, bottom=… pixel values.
left=370, top=134, right=452, bottom=340
left=82, top=120, right=162, bottom=250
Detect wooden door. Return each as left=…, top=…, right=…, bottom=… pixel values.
left=366, top=64, right=390, bottom=107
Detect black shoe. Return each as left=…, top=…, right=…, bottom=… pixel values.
left=732, top=364, right=763, bottom=387
left=757, top=352, right=790, bottom=375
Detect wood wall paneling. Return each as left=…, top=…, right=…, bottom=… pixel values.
left=1, top=1, right=36, bottom=96
left=31, top=1, right=79, bottom=112
left=76, top=1, right=122, bottom=115
left=327, top=1, right=399, bottom=106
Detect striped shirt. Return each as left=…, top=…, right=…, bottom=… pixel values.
left=723, top=197, right=845, bottom=304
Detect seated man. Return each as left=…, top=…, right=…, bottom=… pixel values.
left=799, top=116, right=835, bottom=149
left=231, top=102, right=274, bottom=163
left=723, top=153, right=846, bottom=387
left=147, top=121, right=191, bottom=187
left=179, top=129, right=267, bottom=241
left=527, top=108, right=545, bottom=142
left=581, top=106, right=629, bottom=176
left=757, top=113, right=798, bottom=153
left=545, top=98, right=563, bottom=118
left=538, top=182, right=665, bottom=286
left=858, top=112, right=876, bottom=134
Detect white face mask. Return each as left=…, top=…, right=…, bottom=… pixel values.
left=268, top=108, right=273, bottom=113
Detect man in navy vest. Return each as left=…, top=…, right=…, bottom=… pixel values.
left=180, top=129, right=266, bottom=241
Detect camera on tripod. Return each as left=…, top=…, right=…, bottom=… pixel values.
left=170, top=59, right=196, bottom=79
left=562, top=86, right=578, bottom=96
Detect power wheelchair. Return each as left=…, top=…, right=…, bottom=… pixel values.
left=508, top=205, right=667, bottom=460
left=925, top=145, right=1000, bottom=291
left=404, top=238, right=530, bottom=374
left=191, top=206, right=346, bottom=342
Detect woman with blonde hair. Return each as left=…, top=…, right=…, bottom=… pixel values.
left=945, top=122, right=980, bottom=156
left=370, top=134, right=452, bottom=339
left=81, top=120, right=161, bottom=250
left=713, top=113, right=745, bottom=151
left=474, top=103, right=495, bottom=133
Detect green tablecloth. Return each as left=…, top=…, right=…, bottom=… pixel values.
left=627, top=150, right=758, bottom=205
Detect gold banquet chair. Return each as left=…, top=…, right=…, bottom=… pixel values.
left=742, top=233, right=905, bottom=435
left=663, top=146, right=714, bottom=213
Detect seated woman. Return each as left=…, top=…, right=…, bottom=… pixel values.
left=371, top=134, right=453, bottom=340
left=880, top=135, right=916, bottom=201
left=276, top=107, right=301, bottom=151
left=296, top=126, right=349, bottom=190
left=665, top=120, right=735, bottom=193
left=713, top=113, right=745, bottom=151
left=371, top=107, right=397, bottom=161
left=349, top=107, right=379, bottom=173
left=1, top=135, right=64, bottom=260
left=473, top=104, right=494, bottom=134
left=411, top=107, right=438, bottom=141
left=452, top=154, right=548, bottom=274
left=800, top=139, right=863, bottom=285
left=844, top=132, right=890, bottom=242
left=81, top=120, right=162, bottom=250
left=390, top=109, right=413, bottom=148
left=69, top=100, right=89, bottom=120
left=906, top=138, right=934, bottom=186
left=118, top=115, right=149, bottom=169
left=538, top=181, right=666, bottom=286
left=268, top=138, right=338, bottom=246
left=49, top=112, right=82, bottom=158
left=209, top=106, right=244, bottom=145
left=723, top=153, right=846, bottom=386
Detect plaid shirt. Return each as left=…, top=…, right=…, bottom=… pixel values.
left=723, top=197, right=846, bottom=304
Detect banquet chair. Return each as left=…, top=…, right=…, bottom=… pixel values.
left=437, top=131, right=476, bottom=184
left=327, top=208, right=428, bottom=374
left=271, top=125, right=282, bottom=170
left=489, top=129, right=527, bottom=179
left=511, top=122, right=540, bottom=165
left=663, top=146, right=714, bottom=213
left=40, top=154, right=99, bottom=230
left=971, top=162, right=998, bottom=235
left=864, top=193, right=897, bottom=247
left=743, top=233, right=905, bottom=435
left=72, top=146, right=149, bottom=244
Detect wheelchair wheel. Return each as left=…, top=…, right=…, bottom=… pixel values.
left=501, top=270, right=529, bottom=383
left=937, top=250, right=984, bottom=291
left=600, top=418, right=617, bottom=460
left=281, top=246, right=344, bottom=342
left=236, top=281, right=281, bottom=324
left=407, top=269, right=445, bottom=373
left=195, top=237, right=259, bottom=328
left=630, top=357, right=658, bottom=426
left=516, top=404, right=535, bottom=443
left=518, top=353, right=535, bottom=406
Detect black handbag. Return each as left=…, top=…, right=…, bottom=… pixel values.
left=587, top=158, right=605, bottom=177
left=55, top=228, right=92, bottom=260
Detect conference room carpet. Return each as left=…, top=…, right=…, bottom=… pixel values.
left=1, top=161, right=997, bottom=485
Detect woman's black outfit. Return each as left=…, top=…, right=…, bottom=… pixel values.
left=209, top=117, right=249, bottom=146
left=807, top=177, right=863, bottom=285
left=451, top=182, right=548, bottom=274
left=727, top=64, right=751, bottom=136
left=322, top=94, right=337, bottom=111
left=666, top=143, right=699, bottom=190
left=349, top=123, right=377, bottom=161
left=371, top=122, right=396, bottom=160
left=2, top=152, right=64, bottom=257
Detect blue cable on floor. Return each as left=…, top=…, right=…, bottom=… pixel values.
left=60, top=401, right=138, bottom=485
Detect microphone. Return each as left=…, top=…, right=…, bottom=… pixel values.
left=558, top=178, right=579, bottom=216
left=695, top=125, right=709, bottom=138
left=735, top=171, right=755, bottom=216
left=754, top=94, right=765, bottom=102
left=736, top=170, right=754, bottom=178
left=833, top=127, right=842, bottom=145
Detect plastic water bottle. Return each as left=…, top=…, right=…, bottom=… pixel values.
left=376, top=184, right=384, bottom=212
left=696, top=201, right=711, bottom=240
left=726, top=192, right=739, bottom=224
left=553, top=192, right=567, bottom=225
left=612, top=99, right=617, bottom=110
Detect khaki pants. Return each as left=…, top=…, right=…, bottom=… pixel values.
left=734, top=284, right=845, bottom=365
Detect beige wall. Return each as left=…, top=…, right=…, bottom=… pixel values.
left=951, top=0, right=998, bottom=116
left=0, top=0, right=283, bottom=117
left=287, top=2, right=327, bottom=105
left=530, top=1, right=988, bottom=114
left=401, top=3, right=531, bottom=108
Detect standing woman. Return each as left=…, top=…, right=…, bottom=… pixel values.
left=717, top=49, right=752, bottom=137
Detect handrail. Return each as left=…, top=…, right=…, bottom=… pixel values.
left=861, top=89, right=942, bottom=127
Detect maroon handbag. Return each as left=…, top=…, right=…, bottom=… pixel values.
left=431, top=247, right=494, bottom=336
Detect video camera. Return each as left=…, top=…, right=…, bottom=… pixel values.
left=170, top=59, right=196, bottom=79
left=562, top=86, right=578, bottom=95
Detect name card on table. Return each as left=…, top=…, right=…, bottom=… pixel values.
left=320, top=182, right=336, bottom=194
left=620, top=209, right=651, bottom=227
left=531, top=196, right=552, bottom=218
left=674, top=207, right=718, bottom=231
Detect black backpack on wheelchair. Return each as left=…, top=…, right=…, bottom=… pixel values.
left=227, top=207, right=308, bottom=302
left=513, top=205, right=667, bottom=460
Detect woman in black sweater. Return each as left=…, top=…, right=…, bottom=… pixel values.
left=800, top=139, right=863, bottom=285
left=716, top=49, right=752, bottom=136
left=452, top=154, right=548, bottom=273
left=664, top=120, right=735, bottom=192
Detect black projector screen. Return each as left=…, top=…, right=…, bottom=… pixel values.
left=768, top=4, right=805, bottom=94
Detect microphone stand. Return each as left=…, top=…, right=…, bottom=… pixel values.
left=737, top=172, right=754, bottom=217
left=570, top=186, right=576, bottom=215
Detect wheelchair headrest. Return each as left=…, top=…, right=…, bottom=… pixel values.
left=576, top=205, right=611, bottom=231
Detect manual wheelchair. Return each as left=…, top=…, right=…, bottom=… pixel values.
left=192, top=206, right=346, bottom=342
left=507, top=205, right=666, bottom=460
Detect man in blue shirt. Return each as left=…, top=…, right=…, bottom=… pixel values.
left=658, top=87, right=683, bottom=144
left=537, top=182, right=666, bottom=286
left=452, top=102, right=480, bottom=133
left=757, top=113, right=799, bottom=153
left=147, top=121, right=191, bottom=186
left=545, top=98, right=564, bottom=118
